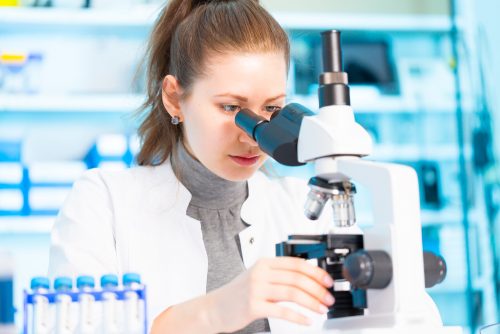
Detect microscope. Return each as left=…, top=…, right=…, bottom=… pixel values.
left=235, top=30, right=462, bottom=333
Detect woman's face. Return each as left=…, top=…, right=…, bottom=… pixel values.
left=179, top=52, right=287, bottom=181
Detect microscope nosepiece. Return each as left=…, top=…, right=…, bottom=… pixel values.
left=305, top=178, right=357, bottom=226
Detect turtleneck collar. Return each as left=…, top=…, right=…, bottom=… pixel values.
left=172, top=141, right=248, bottom=209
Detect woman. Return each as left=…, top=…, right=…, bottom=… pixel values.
left=49, top=0, right=336, bottom=332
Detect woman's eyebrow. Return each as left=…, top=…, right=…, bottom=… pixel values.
left=213, top=93, right=286, bottom=103
left=213, top=93, right=248, bottom=102
left=264, top=94, right=286, bottom=103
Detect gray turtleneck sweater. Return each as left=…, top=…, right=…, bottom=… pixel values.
left=173, top=143, right=270, bottom=334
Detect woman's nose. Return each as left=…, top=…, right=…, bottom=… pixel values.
left=238, top=129, right=259, bottom=147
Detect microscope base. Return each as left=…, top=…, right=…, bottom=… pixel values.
left=321, top=312, right=463, bottom=334
left=320, top=326, right=462, bottom=334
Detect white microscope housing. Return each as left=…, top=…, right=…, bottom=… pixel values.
left=298, top=103, right=461, bottom=333
left=235, top=30, right=462, bottom=333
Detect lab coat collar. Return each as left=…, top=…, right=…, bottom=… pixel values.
left=241, top=171, right=270, bottom=227
left=143, top=160, right=192, bottom=215
left=157, top=158, right=269, bottom=228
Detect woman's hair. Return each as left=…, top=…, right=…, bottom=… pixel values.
left=136, top=0, right=290, bottom=166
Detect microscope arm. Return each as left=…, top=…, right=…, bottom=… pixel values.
left=328, top=158, right=442, bottom=322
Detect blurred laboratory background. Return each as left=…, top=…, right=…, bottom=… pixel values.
left=0, top=0, right=499, bottom=332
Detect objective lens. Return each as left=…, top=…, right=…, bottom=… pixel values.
left=304, top=188, right=330, bottom=220
left=331, top=193, right=356, bottom=227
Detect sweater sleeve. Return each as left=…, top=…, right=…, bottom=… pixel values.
left=48, top=168, right=119, bottom=279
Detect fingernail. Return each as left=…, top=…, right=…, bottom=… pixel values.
left=323, top=275, right=334, bottom=287
left=324, top=293, right=335, bottom=305
left=319, top=304, right=329, bottom=314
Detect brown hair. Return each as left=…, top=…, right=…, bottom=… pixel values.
left=136, top=0, right=290, bottom=166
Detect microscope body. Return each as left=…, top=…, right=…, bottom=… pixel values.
left=235, top=30, right=462, bottom=333
left=277, top=101, right=459, bottom=331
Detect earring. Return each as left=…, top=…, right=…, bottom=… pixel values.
left=171, top=116, right=180, bottom=125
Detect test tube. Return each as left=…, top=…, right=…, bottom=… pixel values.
left=122, top=273, right=143, bottom=334
left=30, top=277, right=51, bottom=334
left=100, top=274, right=120, bottom=334
left=54, top=277, right=73, bottom=334
left=76, top=276, right=96, bottom=334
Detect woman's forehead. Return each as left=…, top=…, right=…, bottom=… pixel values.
left=196, top=52, right=287, bottom=95
left=205, top=51, right=285, bottom=74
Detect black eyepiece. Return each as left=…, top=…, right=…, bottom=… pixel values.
left=235, top=108, right=267, bottom=141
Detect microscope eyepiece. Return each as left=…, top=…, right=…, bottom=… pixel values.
left=319, top=30, right=350, bottom=107
left=321, top=30, right=343, bottom=73
left=235, top=108, right=267, bottom=141
left=234, top=104, right=314, bottom=166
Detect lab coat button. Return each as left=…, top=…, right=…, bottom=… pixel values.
left=249, top=237, right=254, bottom=245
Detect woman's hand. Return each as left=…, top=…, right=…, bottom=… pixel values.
left=205, top=257, right=335, bottom=333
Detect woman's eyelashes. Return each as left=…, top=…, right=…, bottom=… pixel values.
left=264, top=105, right=282, bottom=113
left=219, top=104, right=282, bottom=114
left=220, top=104, right=241, bottom=113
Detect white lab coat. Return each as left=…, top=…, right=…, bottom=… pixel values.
left=48, top=159, right=336, bottom=332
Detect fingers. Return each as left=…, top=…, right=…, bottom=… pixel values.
left=259, top=302, right=312, bottom=326
left=267, top=257, right=334, bottom=288
left=266, top=283, right=331, bottom=315
left=267, top=270, right=334, bottom=309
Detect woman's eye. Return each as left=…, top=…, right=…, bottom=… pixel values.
left=265, top=105, right=282, bottom=113
left=221, top=104, right=241, bottom=113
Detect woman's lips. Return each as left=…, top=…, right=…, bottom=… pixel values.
left=229, top=155, right=260, bottom=167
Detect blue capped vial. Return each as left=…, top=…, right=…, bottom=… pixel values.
left=76, top=275, right=96, bottom=334
left=100, top=274, right=118, bottom=289
left=122, top=273, right=141, bottom=286
left=30, top=277, right=51, bottom=334
left=100, top=274, right=120, bottom=333
left=122, top=273, right=143, bottom=334
left=30, top=277, right=50, bottom=291
left=54, top=277, right=73, bottom=334
left=54, top=277, right=73, bottom=291
left=76, top=276, right=95, bottom=289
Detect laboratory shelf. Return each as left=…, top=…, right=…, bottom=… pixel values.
left=0, top=5, right=161, bottom=31
left=371, top=144, right=472, bottom=161
left=292, top=93, right=456, bottom=114
left=0, top=93, right=144, bottom=113
left=0, top=92, right=460, bottom=115
left=274, top=12, right=452, bottom=32
left=0, top=7, right=451, bottom=32
left=0, top=216, right=54, bottom=234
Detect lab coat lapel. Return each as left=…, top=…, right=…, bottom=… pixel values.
left=239, top=172, right=275, bottom=269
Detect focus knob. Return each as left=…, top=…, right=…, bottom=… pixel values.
left=342, top=250, right=393, bottom=289
left=423, top=252, right=447, bottom=288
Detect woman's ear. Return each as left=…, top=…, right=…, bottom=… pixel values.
left=161, top=75, right=184, bottom=121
